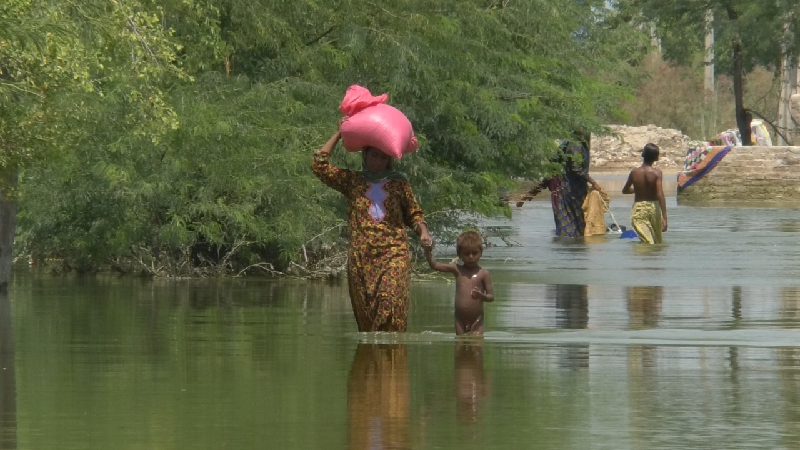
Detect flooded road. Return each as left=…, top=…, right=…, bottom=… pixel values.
left=3, top=186, right=800, bottom=449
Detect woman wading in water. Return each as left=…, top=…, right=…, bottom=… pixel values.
left=312, top=124, right=432, bottom=332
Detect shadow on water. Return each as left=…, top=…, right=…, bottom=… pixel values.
left=347, top=343, right=410, bottom=450
left=0, top=291, right=16, bottom=450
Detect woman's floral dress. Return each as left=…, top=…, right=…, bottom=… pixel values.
left=312, top=150, right=426, bottom=332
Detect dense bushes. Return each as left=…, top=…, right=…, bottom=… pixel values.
left=12, top=0, right=649, bottom=276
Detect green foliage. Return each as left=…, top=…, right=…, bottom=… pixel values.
left=1, top=0, right=191, bottom=164
left=14, top=0, right=648, bottom=276
left=637, top=0, right=800, bottom=75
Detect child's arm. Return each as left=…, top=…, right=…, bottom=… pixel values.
left=423, top=247, right=458, bottom=274
left=473, top=270, right=495, bottom=302
left=656, top=169, right=668, bottom=231
left=622, top=171, right=635, bottom=194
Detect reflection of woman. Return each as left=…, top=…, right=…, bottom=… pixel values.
left=0, top=292, right=16, bottom=449
left=312, top=127, right=432, bottom=332
left=347, top=344, right=409, bottom=450
left=527, top=131, right=601, bottom=238
left=552, top=284, right=589, bottom=369
left=552, top=284, right=589, bottom=329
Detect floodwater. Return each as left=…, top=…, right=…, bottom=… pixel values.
left=3, top=182, right=800, bottom=449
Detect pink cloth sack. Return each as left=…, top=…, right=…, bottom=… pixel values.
left=339, top=85, right=418, bottom=159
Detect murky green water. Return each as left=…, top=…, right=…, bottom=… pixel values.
left=3, top=189, right=800, bottom=449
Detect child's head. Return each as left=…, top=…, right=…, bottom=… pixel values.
left=456, top=231, right=483, bottom=258
left=641, top=143, right=660, bottom=164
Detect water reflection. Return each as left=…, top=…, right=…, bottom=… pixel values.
left=732, top=286, right=742, bottom=323
left=777, top=347, right=800, bottom=443
left=626, top=286, right=663, bottom=330
left=552, top=284, right=589, bottom=369
left=347, top=344, right=409, bottom=450
left=777, top=219, right=800, bottom=233
left=729, top=346, right=741, bottom=410
left=0, top=292, right=16, bottom=449
left=632, top=243, right=666, bottom=256
left=626, top=287, right=661, bottom=391
left=552, top=284, right=588, bottom=329
left=780, top=287, right=800, bottom=327
left=454, top=341, right=490, bottom=429
left=550, top=237, right=589, bottom=254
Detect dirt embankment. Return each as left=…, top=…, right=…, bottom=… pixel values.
left=591, top=125, right=700, bottom=175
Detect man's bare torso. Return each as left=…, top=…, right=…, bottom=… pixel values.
left=628, top=165, right=662, bottom=202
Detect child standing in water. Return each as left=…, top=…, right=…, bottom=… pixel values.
left=622, top=143, right=668, bottom=244
left=423, top=231, right=494, bottom=335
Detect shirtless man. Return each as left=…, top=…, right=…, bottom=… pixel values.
left=622, top=143, right=668, bottom=244
left=423, top=231, right=494, bottom=335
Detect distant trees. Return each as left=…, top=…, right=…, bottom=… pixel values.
left=635, top=0, right=800, bottom=144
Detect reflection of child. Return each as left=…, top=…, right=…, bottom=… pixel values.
left=455, top=341, right=490, bottom=427
left=423, top=231, right=494, bottom=335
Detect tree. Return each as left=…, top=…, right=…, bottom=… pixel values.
left=777, top=7, right=800, bottom=145
left=15, top=0, right=649, bottom=276
left=197, top=0, right=647, bottom=262
left=1, top=0, right=198, bottom=282
left=637, top=0, right=800, bottom=145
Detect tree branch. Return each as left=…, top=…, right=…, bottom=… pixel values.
left=113, top=0, right=162, bottom=66
left=0, top=81, right=44, bottom=98
left=305, top=25, right=338, bottom=46
left=499, top=92, right=542, bottom=101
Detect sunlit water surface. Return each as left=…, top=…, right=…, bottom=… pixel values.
left=3, top=187, right=800, bottom=449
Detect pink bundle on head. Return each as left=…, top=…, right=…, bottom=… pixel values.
left=339, top=85, right=419, bottom=159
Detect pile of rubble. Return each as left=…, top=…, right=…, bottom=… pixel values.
left=591, top=125, right=702, bottom=174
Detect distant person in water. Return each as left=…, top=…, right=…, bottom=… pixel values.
left=522, top=130, right=602, bottom=237
left=622, top=143, right=668, bottom=244
left=423, top=231, right=494, bottom=335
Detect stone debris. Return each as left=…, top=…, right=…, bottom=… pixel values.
left=591, top=125, right=703, bottom=174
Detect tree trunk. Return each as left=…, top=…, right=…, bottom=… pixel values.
left=777, top=17, right=797, bottom=146
left=703, top=10, right=716, bottom=139
left=732, top=36, right=752, bottom=146
left=704, top=10, right=715, bottom=96
left=778, top=56, right=794, bottom=145
left=792, top=93, right=800, bottom=131
left=0, top=171, right=17, bottom=289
